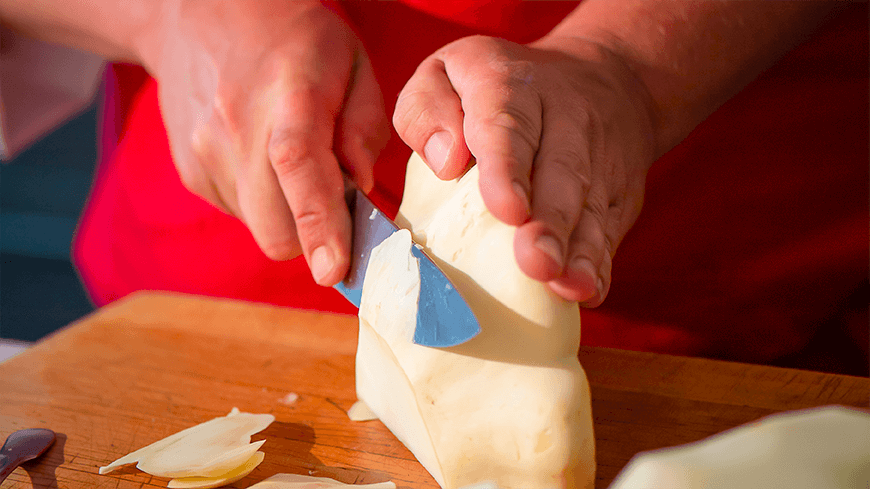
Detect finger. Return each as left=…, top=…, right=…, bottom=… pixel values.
left=455, top=51, right=540, bottom=226
left=336, top=51, right=389, bottom=193
left=269, top=88, right=351, bottom=286
left=546, top=205, right=609, bottom=304
left=187, top=113, right=300, bottom=259
left=235, top=146, right=300, bottom=261
left=572, top=188, right=641, bottom=307
left=393, top=56, right=471, bottom=180
left=512, top=104, right=591, bottom=281
left=579, top=252, right=611, bottom=308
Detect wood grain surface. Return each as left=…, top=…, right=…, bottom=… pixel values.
left=1, top=291, right=868, bottom=489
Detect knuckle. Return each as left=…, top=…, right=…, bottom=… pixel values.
left=293, top=206, right=333, bottom=240
left=547, top=149, right=592, bottom=192
left=269, top=136, right=317, bottom=178
left=535, top=154, right=594, bottom=234
left=582, top=195, right=609, bottom=222
left=489, top=106, right=541, bottom=152
left=546, top=206, right=577, bottom=235
left=393, top=90, right=439, bottom=137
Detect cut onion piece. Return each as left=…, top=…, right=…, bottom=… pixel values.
left=99, top=408, right=274, bottom=479
left=167, top=451, right=265, bottom=489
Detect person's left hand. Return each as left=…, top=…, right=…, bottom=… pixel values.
left=393, top=35, right=659, bottom=306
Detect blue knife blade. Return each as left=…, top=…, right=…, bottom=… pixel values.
left=333, top=189, right=481, bottom=347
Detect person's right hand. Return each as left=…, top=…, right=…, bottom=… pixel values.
left=135, top=0, right=389, bottom=286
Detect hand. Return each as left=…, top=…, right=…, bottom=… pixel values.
left=393, top=35, right=657, bottom=306
left=137, top=0, right=389, bottom=285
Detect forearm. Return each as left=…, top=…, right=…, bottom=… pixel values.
left=0, top=0, right=162, bottom=62
left=537, top=0, right=844, bottom=158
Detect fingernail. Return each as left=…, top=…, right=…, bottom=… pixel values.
left=570, top=258, right=598, bottom=302
left=595, top=276, right=605, bottom=299
left=424, top=131, right=452, bottom=175
left=513, top=181, right=530, bottom=216
left=535, top=234, right=564, bottom=268
left=571, top=257, right=596, bottom=281
left=310, top=245, right=335, bottom=284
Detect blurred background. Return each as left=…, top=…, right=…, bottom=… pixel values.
left=0, top=104, right=98, bottom=347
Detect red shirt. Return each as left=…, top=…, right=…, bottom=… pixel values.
left=73, top=2, right=868, bottom=368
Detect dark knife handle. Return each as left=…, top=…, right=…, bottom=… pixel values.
left=0, top=453, right=13, bottom=482
left=0, top=428, right=56, bottom=483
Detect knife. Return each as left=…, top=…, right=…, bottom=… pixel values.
left=333, top=188, right=481, bottom=348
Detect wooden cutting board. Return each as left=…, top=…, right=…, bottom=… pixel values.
left=1, top=291, right=868, bottom=489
